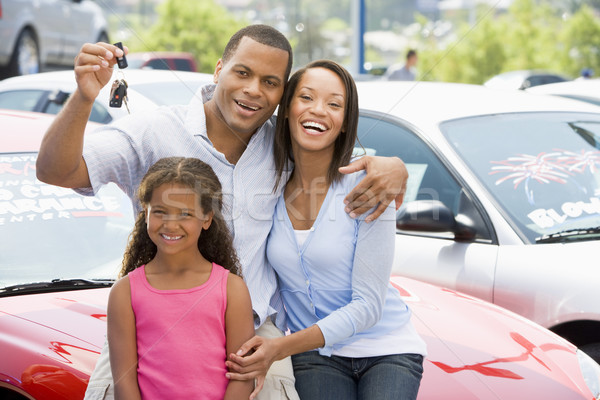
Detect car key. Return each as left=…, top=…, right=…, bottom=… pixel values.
left=113, top=42, right=128, bottom=69
left=109, top=79, right=130, bottom=113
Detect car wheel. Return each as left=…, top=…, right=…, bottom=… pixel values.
left=580, top=343, right=600, bottom=364
left=2, top=29, right=40, bottom=78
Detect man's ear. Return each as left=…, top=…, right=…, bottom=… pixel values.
left=213, top=59, right=224, bottom=84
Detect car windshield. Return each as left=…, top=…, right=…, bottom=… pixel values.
left=442, top=112, right=600, bottom=243
left=0, top=153, right=134, bottom=288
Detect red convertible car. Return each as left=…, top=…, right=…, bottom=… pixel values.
left=1, top=110, right=599, bottom=399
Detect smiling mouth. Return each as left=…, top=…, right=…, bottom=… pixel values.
left=161, top=234, right=182, bottom=241
left=235, top=100, right=260, bottom=111
left=302, top=121, right=327, bottom=133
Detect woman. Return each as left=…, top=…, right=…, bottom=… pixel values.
left=227, top=60, right=426, bottom=400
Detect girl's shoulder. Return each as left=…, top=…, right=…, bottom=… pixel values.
left=225, top=272, right=247, bottom=291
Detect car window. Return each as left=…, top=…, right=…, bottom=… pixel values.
left=173, top=58, right=194, bottom=72
left=0, top=153, right=134, bottom=288
left=145, top=59, right=171, bottom=70
left=356, top=114, right=492, bottom=241
left=442, top=112, right=600, bottom=243
left=525, top=75, right=566, bottom=88
left=0, top=90, right=48, bottom=111
left=41, top=97, right=112, bottom=124
left=357, top=115, right=462, bottom=210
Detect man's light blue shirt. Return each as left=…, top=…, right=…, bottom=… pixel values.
left=77, top=85, right=285, bottom=329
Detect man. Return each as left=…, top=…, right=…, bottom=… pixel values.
left=37, top=24, right=408, bottom=400
left=386, top=49, right=418, bottom=81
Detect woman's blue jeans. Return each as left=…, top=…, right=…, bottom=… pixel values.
left=291, top=351, right=424, bottom=400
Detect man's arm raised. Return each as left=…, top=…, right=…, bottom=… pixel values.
left=36, top=42, right=127, bottom=188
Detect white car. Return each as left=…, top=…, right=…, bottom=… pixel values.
left=483, top=70, right=570, bottom=90
left=526, top=79, right=600, bottom=107
left=355, top=81, right=600, bottom=362
left=0, top=69, right=214, bottom=123
left=0, top=0, right=109, bottom=78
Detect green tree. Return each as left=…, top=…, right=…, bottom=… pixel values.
left=501, top=0, right=562, bottom=72
left=134, top=0, right=244, bottom=73
left=559, top=5, right=600, bottom=77
left=418, top=10, right=507, bottom=83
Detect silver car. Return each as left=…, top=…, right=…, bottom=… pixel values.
left=0, top=0, right=108, bottom=78
left=355, top=81, right=600, bottom=362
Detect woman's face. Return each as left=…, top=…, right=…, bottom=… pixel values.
left=287, top=67, right=346, bottom=155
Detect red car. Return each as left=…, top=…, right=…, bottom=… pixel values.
left=1, top=110, right=599, bottom=399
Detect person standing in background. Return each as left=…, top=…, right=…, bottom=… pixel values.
left=386, top=49, right=418, bottom=81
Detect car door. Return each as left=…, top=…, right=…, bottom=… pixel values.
left=31, top=0, right=65, bottom=64
left=60, top=0, right=97, bottom=63
left=357, top=111, right=499, bottom=302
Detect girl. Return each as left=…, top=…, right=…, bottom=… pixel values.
left=227, top=60, right=427, bottom=399
left=107, top=157, right=254, bottom=400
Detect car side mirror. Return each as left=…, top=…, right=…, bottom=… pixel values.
left=396, top=200, right=476, bottom=242
left=48, top=90, right=70, bottom=105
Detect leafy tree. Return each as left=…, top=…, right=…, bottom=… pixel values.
left=500, top=0, right=562, bottom=72
left=416, top=0, right=597, bottom=83
left=133, top=0, right=244, bottom=72
left=418, top=9, right=507, bottom=83
left=558, top=5, right=600, bottom=77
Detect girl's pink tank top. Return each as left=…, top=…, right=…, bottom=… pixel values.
left=128, top=263, right=229, bottom=399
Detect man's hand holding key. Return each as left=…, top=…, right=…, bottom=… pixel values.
left=73, top=41, right=129, bottom=104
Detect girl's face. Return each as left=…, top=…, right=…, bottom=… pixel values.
left=287, top=67, right=346, bottom=155
left=145, top=183, right=213, bottom=257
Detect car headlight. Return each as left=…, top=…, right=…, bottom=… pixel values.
left=578, top=349, right=600, bottom=399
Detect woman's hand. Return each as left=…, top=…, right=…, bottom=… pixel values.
left=340, top=155, right=408, bottom=222
left=226, top=336, right=281, bottom=400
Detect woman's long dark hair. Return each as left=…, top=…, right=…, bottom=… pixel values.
left=272, top=60, right=359, bottom=191
left=120, top=157, right=241, bottom=278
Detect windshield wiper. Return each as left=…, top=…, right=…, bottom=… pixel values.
left=0, top=278, right=114, bottom=297
left=535, top=227, right=600, bottom=244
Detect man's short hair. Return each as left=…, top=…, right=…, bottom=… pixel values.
left=222, top=24, right=293, bottom=82
left=406, top=49, right=417, bottom=60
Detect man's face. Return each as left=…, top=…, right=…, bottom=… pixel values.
left=211, top=37, right=289, bottom=137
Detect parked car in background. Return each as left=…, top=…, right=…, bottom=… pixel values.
left=0, top=69, right=214, bottom=123
left=0, top=0, right=109, bottom=78
left=526, top=79, right=600, bottom=107
left=127, top=51, right=198, bottom=72
left=355, top=81, right=600, bottom=362
left=484, top=70, right=570, bottom=90
left=2, top=110, right=599, bottom=400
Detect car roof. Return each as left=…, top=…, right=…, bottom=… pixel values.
left=127, top=51, right=196, bottom=59
left=2, top=109, right=100, bottom=153
left=0, top=69, right=213, bottom=90
left=356, top=81, right=600, bottom=132
left=525, top=78, right=600, bottom=97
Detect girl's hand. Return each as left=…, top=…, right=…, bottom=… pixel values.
left=340, top=155, right=408, bottom=222
left=226, top=336, right=281, bottom=399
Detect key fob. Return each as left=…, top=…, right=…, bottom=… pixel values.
left=113, top=42, right=128, bottom=69
left=109, top=79, right=128, bottom=108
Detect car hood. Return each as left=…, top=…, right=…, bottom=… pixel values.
left=0, top=288, right=110, bottom=395
left=393, top=276, right=595, bottom=399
